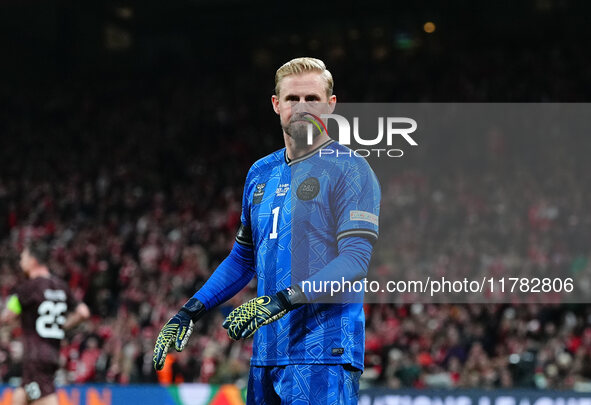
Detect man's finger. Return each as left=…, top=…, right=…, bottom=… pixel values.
left=227, top=320, right=241, bottom=340
left=154, top=348, right=167, bottom=370
left=227, top=317, right=250, bottom=340
left=175, top=320, right=194, bottom=352
left=153, top=319, right=178, bottom=370
left=153, top=334, right=172, bottom=370
left=240, top=320, right=258, bottom=339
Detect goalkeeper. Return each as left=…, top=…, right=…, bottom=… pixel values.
left=154, top=57, right=380, bottom=405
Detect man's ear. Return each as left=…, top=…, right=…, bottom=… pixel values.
left=272, top=95, right=280, bottom=115
left=328, top=95, right=337, bottom=113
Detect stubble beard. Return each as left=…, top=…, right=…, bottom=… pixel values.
left=283, top=119, right=322, bottom=149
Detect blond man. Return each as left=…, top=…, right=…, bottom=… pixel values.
left=154, top=57, right=380, bottom=404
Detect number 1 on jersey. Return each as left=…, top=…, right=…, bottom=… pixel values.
left=269, top=206, right=280, bottom=239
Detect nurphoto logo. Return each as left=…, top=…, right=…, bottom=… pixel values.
left=304, top=111, right=418, bottom=158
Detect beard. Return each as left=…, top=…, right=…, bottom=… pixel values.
left=282, top=115, right=323, bottom=147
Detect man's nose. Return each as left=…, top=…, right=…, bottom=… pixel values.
left=292, top=101, right=309, bottom=112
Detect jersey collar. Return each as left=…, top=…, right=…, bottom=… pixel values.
left=284, top=139, right=334, bottom=166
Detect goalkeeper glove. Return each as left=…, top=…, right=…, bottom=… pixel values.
left=153, top=297, right=205, bottom=371
left=222, top=286, right=305, bottom=340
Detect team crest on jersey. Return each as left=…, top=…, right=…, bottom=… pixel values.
left=275, top=183, right=290, bottom=197
left=253, top=183, right=266, bottom=204
left=296, top=177, right=320, bottom=201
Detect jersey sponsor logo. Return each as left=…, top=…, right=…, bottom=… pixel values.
left=44, top=289, right=66, bottom=301
left=275, top=183, right=290, bottom=197
left=350, top=210, right=379, bottom=226
left=253, top=183, right=266, bottom=204
left=331, top=347, right=345, bottom=356
left=296, top=177, right=320, bottom=201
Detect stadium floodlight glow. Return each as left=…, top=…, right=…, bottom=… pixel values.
left=424, top=22, right=436, bottom=33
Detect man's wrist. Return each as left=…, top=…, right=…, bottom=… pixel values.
left=179, top=297, right=206, bottom=322
left=276, top=285, right=307, bottom=310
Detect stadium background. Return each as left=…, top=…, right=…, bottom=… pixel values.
left=1, top=0, right=591, bottom=403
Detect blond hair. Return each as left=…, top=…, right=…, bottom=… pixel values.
left=275, top=57, right=334, bottom=98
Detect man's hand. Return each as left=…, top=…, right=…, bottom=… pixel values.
left=63, top=302, right=90, bottom=331
left=153, top=298, right=205, bottom=371
left=223, top=287, right=304, bottom=340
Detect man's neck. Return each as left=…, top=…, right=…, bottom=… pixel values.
left=284, top=132, right=331, bottom=161
left=28, top=266, right=50, bottom=279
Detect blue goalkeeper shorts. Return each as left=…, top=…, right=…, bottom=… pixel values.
left=246, top=364, right=361, bottom=405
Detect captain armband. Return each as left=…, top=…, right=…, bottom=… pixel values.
left=235, top=223, right=253, bottom=246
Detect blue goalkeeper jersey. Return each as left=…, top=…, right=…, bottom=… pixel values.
left=238, top=139, right=380, bottom=370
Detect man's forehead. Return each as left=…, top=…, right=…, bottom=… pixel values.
left=280, top=72, right=326, bottom=95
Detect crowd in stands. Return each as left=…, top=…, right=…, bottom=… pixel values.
left=1, top=28, right=591, bottom=391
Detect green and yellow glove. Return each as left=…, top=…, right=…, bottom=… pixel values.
left=153, top=298, right=205, bottom=370
left=223, top=286, right=304, bottom=340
